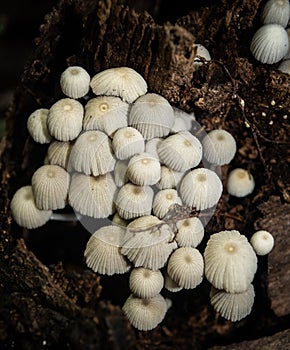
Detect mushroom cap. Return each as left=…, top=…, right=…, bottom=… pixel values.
left=68, top=172, right=117, bottom=218
left=250, top=230, right=274, bottom=256
left=69, top=130, right=116, bottom=176
left=126, top=152, right=161, bottom=186
left=122, top=293, right=167, bottom=331
left=202, top=129, right=237, bottom=166
left=47, top=98, right=84, bottom=141
left=46, top=140, right=73, bottom=169
left=129, top=267, right=164, bottom=298
left=84, top=225, right=131, bottom=275
left=10, top=186, right=52, bottom=229
left=250, top=24, right=289, bottom=64
left=193, top=44, right=211, bottom=71
left=261, top=0, right=290, bottom=28
left=31, top=164, right=70, bottom=210
left=128, top=93, right=175, bottom=140
left=152, top=189, right=183, bottom=219
left=179, top=168, right=223, bottom=210
left=204, top=230, right=258, bottom=293
left=278, top=58, right=290, bottom=74
left=112, top=126, right=145, bottom=160
left=156, top=166, right=184, bottom=190
left=27, top=108, right=52, bottom=144
left=226, top=168, right=255, bottom=197
left=175, top=217, right=204, bottom=248
left=167, top=247, right=204, bottom=289
left=163, top=270, right=183, bottom=292
left=90, top=66, right=147, bottom=103
left=157, top=131, right=202, bottom=172
left=60, top=66, right=91, bottom=99
left=83, top=96, right=129, bottom=136
left=210, top=284, right=255, bottom=322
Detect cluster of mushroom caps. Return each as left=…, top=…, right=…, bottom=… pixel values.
left=10, top=66, right=274, bottom=331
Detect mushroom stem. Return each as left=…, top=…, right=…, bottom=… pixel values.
left=50, top=212, right=79, bottom=222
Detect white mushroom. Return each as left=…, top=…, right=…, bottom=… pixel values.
left=129, top=267, right=164, bottom=298
left=226, top=168, right=255, bottom=197
left=27, top=108, right=52, bottom=144
left=60, top=66, right=91, bottom=99
left=250, top=230, right=274, bottom=256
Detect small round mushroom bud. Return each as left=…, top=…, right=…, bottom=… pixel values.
left=250, top=24, right=289, bottom=64
left=261, top=0, right=290, bottom=28
left=179, top=168, right=223, bottom=211
left=156, top=166, right=184, bottom=190
left=46, top=141, right=73, bottom=169
left=202, top=129, right=237, bottom=166
left=250, top=230, right=274, bottom=256
left=129, top=267, right=164, bottom=298
left=193, top=44, right=211, bottom=71
left=277, top=58, right=290, bottom=74
left=83, top=96, right=129, bottom=136
left=175, top=217, right=204, bottom=248
left=112, top=127, right=145, bottom=160
left=227, top=168, right=255, bottom=197
left=27, top=108, right=52, bottom=144
left=10, top=186, right=52, bottom=229
left=122, top=293, right=167, bottom=331
left=90, top=67, right=148, bottom=103
left=128, top=93, right=175, bottom=140
left=210, top=284, right=255, bottom=322
left=31, top=165, right=70, bottom=210
left=152, top=189, right=182, bottom=219
left=157, top=131, right=202, bottom=172
left=60, top=66, right=91, bottom=99
left=167, top=247, right=204, bottom=289
left=204, top=230, right=257, bottom=293
left=84, top=225, right=131, bottom=275
left=47, top=98, right=84, bottom=141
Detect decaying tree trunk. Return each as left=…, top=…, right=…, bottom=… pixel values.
left=0, top=0, right=289, bottom=349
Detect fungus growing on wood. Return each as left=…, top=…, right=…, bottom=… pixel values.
left=60, top=66, right=91, bottom=99
left=250, top=230, right=275, bottom=256
left=27, top=108, right=52, bottom=144
left=226, top=168, right=255, bottom=197
left=260, top=0, right=290, bottom=28
left=129, top=267, right=164, bottom=298
left=112, top=126, right=145, bottom=160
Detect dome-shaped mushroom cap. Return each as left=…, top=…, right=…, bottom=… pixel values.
left=163, top=270, right=183, bottom=292
left=250, top=24, right=289, bottom=64
left=129, top=267, right=164, bottom=298
left=167, top=247, right=204, bottom=289
left=204, top=230, right=258, bottom=293
left=31, top=164, right=70, bottom=210
left=157, top=131, right=203, bottom=172
left=261, top=0, right=290, bottom=28
left=90, top=66, right=148, bottom=103
left=193, top=44, right=211, bottom=71
left=122, top=293, right=167, bottom=331
left=152, top=189, right=182, bottom=219
left=69, top=130, right=116, bottom=176
left=10, top=186, right=52, bottom=229
left=47, top=98, right=84, bottom=141
left=156, top=166, right=184, bottom=190
left=226, top=168, right=255, bottom=197
left=175, top=217, right=204, bottom=248
left=126, top=153, right=161, bottom=186
left=83, top=96, right=129, bottom=136
left=179, top=168, right=223, bottom=211
left=84, top=225, right=131, bottom=275
left=112, top=126, right=145, bottom=160
left=60, top=66, right=91, bottom=99
left=210, top=284, right=255, bottom=322
left=27, top=108, right=52, bottom=144
left=250, top=230, right=274, bottom=256
left=202, top=129, right=237, bottom=166
left=128, top=93, right=175, bottom=140
left=46, top=140, right=73, bottom=170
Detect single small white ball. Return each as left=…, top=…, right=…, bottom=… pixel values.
left=250, top=230, right=274, bottom=256
left=227, top=168, right=255, bottom=197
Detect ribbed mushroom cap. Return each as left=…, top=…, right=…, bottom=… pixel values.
left=204, top=230, right=258, bottom=293
left=115, top=183, right=154, bottom=220
left=193, top=44, right=211, bottom=71
left=47, top=98, right=84, bottom=141
left=210, top=284, right=255, bottom=322
left=90, top=67, right=147, bottom=103
left=175, top=217, right=204, bottom=248
left=202, top=129, right=237, bottom=166
left=112, top=127, right=145, bottom=160
left=126, top=153, right=161, bottom=186
left=163, top=270, right=183, bottom=292
left=179, top=168, right=223, bottom=211
left=250, top=230, right=274, bottom=256
left=112, top=212, right=130, bottom=227
left=27, top=108, right=52, bottom=144
left=84, top=225, right=131, bottom=275
left=145, top=137, right=162, bottom=159
left=83, top=96, right=129, bottom=136
left=128, top=93, right=175, bottom=140
left=129, top=267, right=164, bottom=298
left=31, top=165, right=70, bottom=210
left=68, top=172, right=117, bottom=218
left=167, top=247, right=204, bottom=289
left=60, top=66, right=91, bottom=99
left=122, top=293, right=167, bottom=331
left=46, top=140, right=73, bottom=169
left=226, top=168, right=255, bottom=197
left=156, top=166, right=184, bottom=190
left=10, top=186, right=52, bottom=229
left=152, top=189, right=182, bottom=219
left=261, top=0, right=290, bottom=28
left=69, top=130, right=116, bottom=176
left=157, top=131, right=202, bottom=172
left=114, top=159, right=129, bottom=187
left=250, top=24, right=289, bottom=64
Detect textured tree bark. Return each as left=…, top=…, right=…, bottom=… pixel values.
left=0, top=0, right=290, bottom=349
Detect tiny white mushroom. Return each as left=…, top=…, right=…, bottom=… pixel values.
left=112, top=127, right=145, bottom=160
left=129, top=267, right=164, bottom=298
left=60, top=66, right=91, bottom=99
left=193, top=44, right=211, bottom=71
left=27, top=108, right=52, bottom=144
left=156, top=165, right=184, bottom=190
left=46, top=140, right=73, bottom=169
left=261, top=0, right=290, bottom=28
left=175, top=217, right=204, bottom=248
left=277, top=58, right=290, bottom=74
left=152, top=189, right=182, bottom=219
left=227, top=168, right=255, bottom=197
left=163, top=270, right=183, bottom=292
left=250, top=230, right=274, bottom=256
